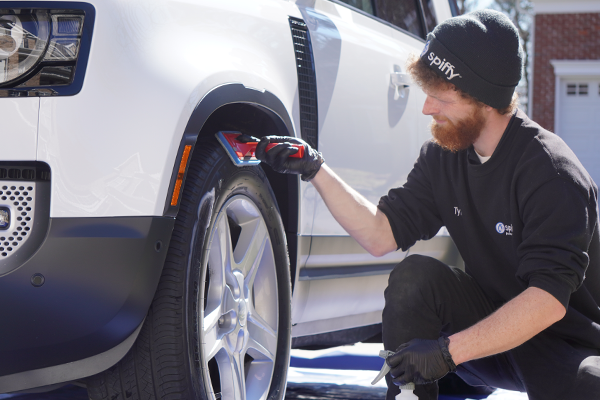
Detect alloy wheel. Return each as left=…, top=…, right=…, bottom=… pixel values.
left=202, top=195, right=279, bottom=400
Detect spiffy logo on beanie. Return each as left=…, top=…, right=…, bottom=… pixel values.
left=427, top=51, right=461, bottom=80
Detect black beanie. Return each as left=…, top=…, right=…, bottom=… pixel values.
left=419, top=9, right=523, bottom=109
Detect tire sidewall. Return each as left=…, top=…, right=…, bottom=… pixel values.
left=184, top=143, right=291, bottom=400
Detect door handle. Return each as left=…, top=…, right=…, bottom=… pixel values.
left=390, top=71, right=410, bottom=100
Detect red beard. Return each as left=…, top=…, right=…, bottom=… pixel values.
left=430, top=107, right=486, bottom=152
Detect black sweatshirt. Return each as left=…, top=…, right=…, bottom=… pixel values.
left=378, top=110, right=600, bottom=349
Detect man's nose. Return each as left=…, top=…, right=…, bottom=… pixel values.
left=422, top=95, right=439, bottom=116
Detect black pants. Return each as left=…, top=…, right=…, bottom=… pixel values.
left=382, top=254, right=600, bottom=400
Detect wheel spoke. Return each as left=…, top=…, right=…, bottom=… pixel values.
left=217, top=213, right=235, bottom=277
left=246, top=312, right=277, bottom=362
left=222, top=284, right=237, bottom=314
left=239, top=218, right=268, bottom=289
left=206, top=215, right=231, bottom=312
left=203, top=284, right=237, bottom=361
left=203, top=308, right=224, bottom=361
left=247, top=236, right=278, bottom=332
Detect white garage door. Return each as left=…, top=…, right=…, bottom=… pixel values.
left=558, top=78, right=600, bottom=185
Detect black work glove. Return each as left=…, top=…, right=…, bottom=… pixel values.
left=255, top=136, right=324, bottom=182
left=387, top=336, right=457, bottom=386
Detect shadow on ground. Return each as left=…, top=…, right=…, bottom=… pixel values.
left=286, top=383, right=388, bottom=400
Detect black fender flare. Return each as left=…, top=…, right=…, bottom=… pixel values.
left=163, top=84, right=295, bottom=216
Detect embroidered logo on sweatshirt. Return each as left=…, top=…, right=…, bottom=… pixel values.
left=496, top=222, right=513, bottom=235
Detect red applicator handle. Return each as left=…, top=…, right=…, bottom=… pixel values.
left=265, top=142, right=304, bottom=157
left=221, top=132, right=304, bottom=159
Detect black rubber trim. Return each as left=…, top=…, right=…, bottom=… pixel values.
left=0, top=216, right=174, bottom=378
left=291, top=323, right=382, bottom=349
left=162, top=83, right=295, bottom=216
left=0, top=2, right=95, bottom=97
left=416, top=0, right=429, bottom=38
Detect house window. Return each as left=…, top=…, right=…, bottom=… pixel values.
left=567, top=83, right=589, bottom=96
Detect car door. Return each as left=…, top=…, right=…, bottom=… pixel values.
left=291, top=0, right=449, bottom=336
left=303, top=0, right=428, bottom=236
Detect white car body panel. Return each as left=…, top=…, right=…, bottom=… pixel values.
left=303, top=1, right=425, bottom=236
left=0, top=98, right=39, bottom=161
left=36, top=0, right=305, bottom=218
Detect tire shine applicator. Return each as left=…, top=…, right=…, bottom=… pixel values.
left=215, top=131, right=303, bottom=166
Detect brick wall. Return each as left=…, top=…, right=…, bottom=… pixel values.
left=532, top=13, right=600, bottom=131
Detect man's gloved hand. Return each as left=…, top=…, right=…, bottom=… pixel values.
left=387, top=336, right=457, bottom=386
left=255, top=136, right=324, bottom=181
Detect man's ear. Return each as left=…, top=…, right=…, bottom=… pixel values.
left=483, top=105, right=501, bottom=117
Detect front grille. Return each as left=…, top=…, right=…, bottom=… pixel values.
left=0, top=162, right=50, bottom=271
left=0, top=165, right=50, bottom=181
left=289, top=17, right=319, bottom=150
left=0, top=183, right=35, bottom=257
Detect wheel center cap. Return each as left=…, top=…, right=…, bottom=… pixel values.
left=238, top=300, right=248, bottom=327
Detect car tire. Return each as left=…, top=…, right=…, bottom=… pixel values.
left=87, top=138, right=292, bottom=400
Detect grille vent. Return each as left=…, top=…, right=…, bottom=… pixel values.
left=0, top=166, right=50, bottom=181
left=289, top=17, right=319, bottom=150
left=0, top=183, right=35, bottom=258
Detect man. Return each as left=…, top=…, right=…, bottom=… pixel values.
left=256, top=10, right=600, bottom=400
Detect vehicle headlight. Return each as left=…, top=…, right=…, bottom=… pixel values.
left=0, top=12, right=50, bottom=84
left=0, top=4, right=94, bottom=96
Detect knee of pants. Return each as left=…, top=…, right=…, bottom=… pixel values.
left=384, top=254, right=450, bottom=308
left=382, top=255, right=451, bottom=347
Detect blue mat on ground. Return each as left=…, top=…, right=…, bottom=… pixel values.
left=291, top=354, right=384, bottom=371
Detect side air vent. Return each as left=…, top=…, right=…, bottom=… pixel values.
left=289, top=17, right=319, bottom=150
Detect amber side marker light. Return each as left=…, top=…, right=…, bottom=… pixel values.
left=170, top=145, right=192, bottom=206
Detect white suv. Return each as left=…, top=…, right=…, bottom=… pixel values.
left=0, top=0, right=459, bottom=399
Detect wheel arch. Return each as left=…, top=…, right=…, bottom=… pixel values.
left=164, top=83, right=301, bottom=288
